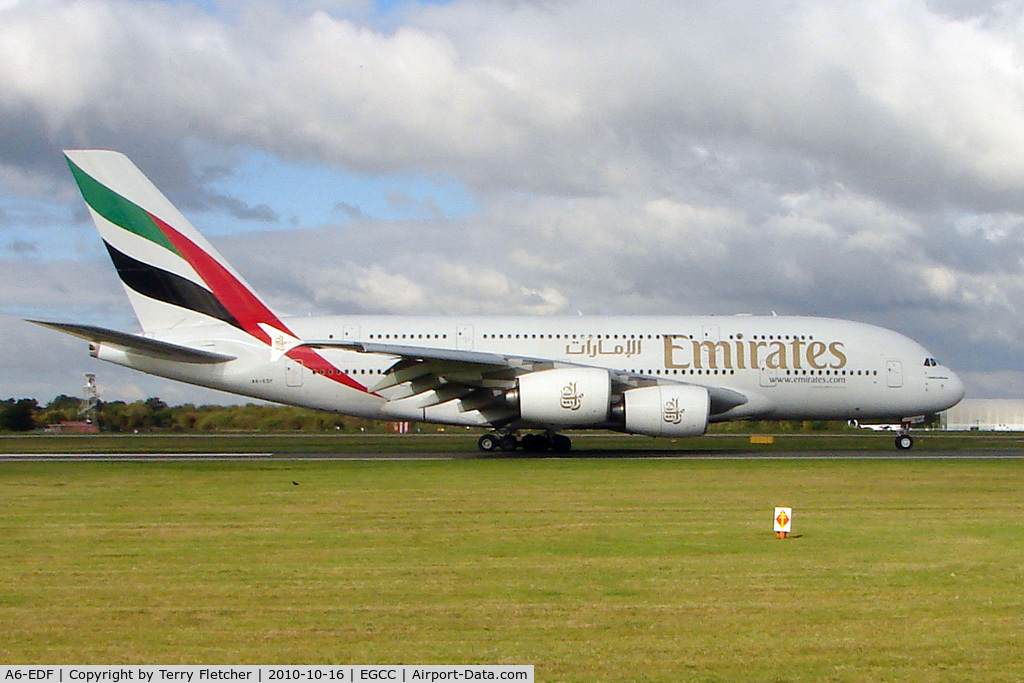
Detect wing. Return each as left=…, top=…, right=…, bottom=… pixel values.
left=303, top=338, right=748, bottom=427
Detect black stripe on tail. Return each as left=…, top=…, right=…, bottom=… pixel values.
left=103, top=240, right=242, bottom=330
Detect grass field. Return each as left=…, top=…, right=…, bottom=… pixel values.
left=2, top=430, right=1024, bottom=454
left=1, top=443, right=1023, bottom=680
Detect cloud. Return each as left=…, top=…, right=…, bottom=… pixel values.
left=7, top=238, right=36, bottom=253
left=333, top=201, right=365, bottom=219
left=5, top=0, right=1024, bottom=208
left=202, top=192, right=280, bottom=222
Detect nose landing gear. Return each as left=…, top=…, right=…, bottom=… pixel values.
left=895, top=419, right=915, bottom=450
left=895, top=433, right=914, bottom=450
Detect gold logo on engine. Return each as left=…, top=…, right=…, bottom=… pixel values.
left=663, top=397, right=685, bottom=424
left=560, top=382, right=583, bottom=410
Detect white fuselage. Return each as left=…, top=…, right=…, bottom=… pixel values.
left=94, top=314, right=965, bottom=426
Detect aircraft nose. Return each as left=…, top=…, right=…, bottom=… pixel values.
left=943, top=367, right=966, bottom=408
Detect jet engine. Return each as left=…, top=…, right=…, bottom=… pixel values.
left=511, top=367, right=612, bottom=425
left=623, top=384, right=710, bottom=437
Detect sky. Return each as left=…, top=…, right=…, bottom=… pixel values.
left=2, top=0, right=1024, bottom=405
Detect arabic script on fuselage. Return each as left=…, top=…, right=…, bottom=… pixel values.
left=565, top=338, right=643, bottom=358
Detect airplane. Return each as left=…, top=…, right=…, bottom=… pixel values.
left=31, top=149, right=965, bottom=453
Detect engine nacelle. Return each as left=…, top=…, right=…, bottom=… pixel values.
left=623, top=384, right=710, bottom=437
left=516, top=367, right=611, bottom=426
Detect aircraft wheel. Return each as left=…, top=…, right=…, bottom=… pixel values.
left=895, top=434, right=914, bottom=450
left=499, top=434, right=519, bottom=452
left=521, top=433, right=552, bottom=453
left=551, top=434, right=572, bottom=453
left=478, top=434, right=499, bottom=452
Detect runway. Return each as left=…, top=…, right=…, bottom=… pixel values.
left=3, top=449, right=1024, bottom=461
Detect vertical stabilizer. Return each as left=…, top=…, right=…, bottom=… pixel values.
left=64, top=149, right=371, bottom=395
left=65, top=149, right=275, bottom=335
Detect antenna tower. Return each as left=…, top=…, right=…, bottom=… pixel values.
left=79, top=373, right=99, bottom=425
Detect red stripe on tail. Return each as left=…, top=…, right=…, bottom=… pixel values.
left=148, top=212, right=369, bottom=394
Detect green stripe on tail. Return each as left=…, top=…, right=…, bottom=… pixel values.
left=66, top=157, right=181, bottom=256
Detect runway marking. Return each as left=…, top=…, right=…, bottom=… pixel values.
left=0, top=453, right=273, bottom=460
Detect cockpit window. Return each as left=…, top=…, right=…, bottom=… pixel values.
left=924, top=358, right=939, bottom=367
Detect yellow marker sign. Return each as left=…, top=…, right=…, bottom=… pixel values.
left=774, top=506, right=792, bottom=538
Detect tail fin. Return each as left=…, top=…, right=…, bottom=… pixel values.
left=65, top=150, right=278, bottom=336
left=61, top=150, right=372, bottom=395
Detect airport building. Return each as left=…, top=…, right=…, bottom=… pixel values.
left=940, top=399, right=1024, bottom=431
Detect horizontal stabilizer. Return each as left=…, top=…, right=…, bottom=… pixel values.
left=28, top=320, right=236, bottom=364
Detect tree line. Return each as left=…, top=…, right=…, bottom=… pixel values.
left=0, top=394, right=928, bottom=434
left=0, top=396, right=381, bottom=433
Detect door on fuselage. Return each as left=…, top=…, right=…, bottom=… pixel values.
left=286, top=359, right=304, bottom=387
left=886, top=360, right=903, bottom=388
left=457, top=325, right=474, bottom=350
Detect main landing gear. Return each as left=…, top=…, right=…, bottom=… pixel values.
left=477, top=430, right=572, bottom=454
